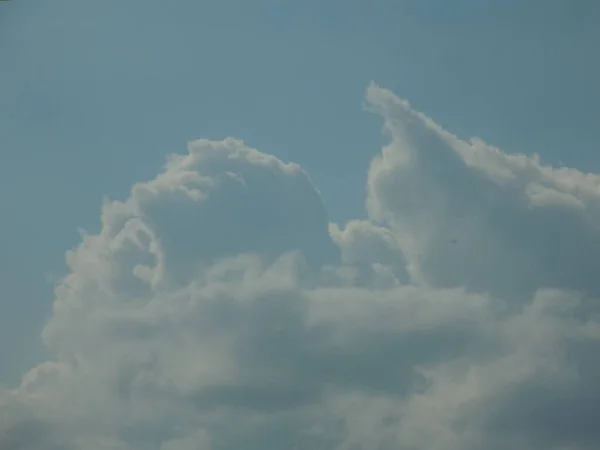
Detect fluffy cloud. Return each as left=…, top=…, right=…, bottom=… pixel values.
left=366, top=85, right=600, bottom=299
left=3, top=86, right=600, bottom=450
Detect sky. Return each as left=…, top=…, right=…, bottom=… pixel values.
left=1, top=1, right=600, bottom=449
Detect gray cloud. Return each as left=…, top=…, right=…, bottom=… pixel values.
left=2, top=86, right=600, bottom=450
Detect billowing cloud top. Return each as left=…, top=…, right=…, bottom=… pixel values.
left=2, top=85, right=600, bottom=450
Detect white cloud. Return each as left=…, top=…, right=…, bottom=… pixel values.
left=3, top=86, right=600, bottom=450
left=365, top=83, right=600, bottom=300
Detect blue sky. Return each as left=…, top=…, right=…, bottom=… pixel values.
left=3, top=1, right=600, bottom=448
left=1, top=0, right=599, bottom=399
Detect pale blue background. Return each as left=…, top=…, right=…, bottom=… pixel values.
left=1, top=0, right=599, bottom=383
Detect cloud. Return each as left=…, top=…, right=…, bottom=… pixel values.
left=2, top=86, right=600, bottom=450
left=366, top=83, right=600, bottom=300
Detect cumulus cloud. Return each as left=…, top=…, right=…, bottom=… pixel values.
left=366, top=84, right=600, bottom=300
left=3, top=85, right=600, bottom=450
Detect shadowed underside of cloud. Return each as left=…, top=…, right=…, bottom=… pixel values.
left=2, top=85, right=600, bottom=450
